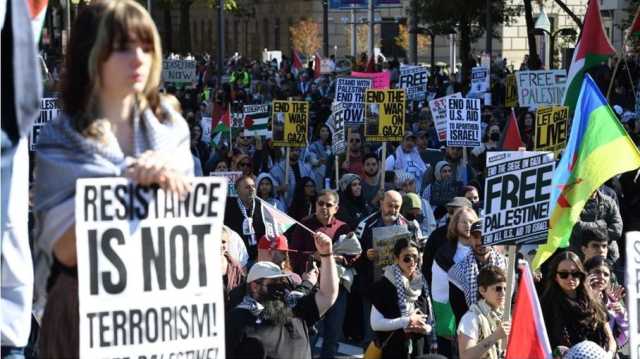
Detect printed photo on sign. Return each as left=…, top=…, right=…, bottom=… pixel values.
left=482, top=151, right=555, bottom=246
left=516, top=69, right=566, bottom=108
left=372, top=225, right=410, bottom=280
left=30, top=97, right=61, bottom=151
left=398, top=66, right=429, bottom=101
left=334, top=77, right=372, bottom=124
left=162, top=59, right=197, bottom=84
left=75, top=177, right=227, bottom=359
left=272, top=100, right=309, bottom=147
left=445, top=97, right=481, bottom=147
left=429, top=92, right=461, bottom=142
left=534, top=106, right=568, bottom=157
left=364, top=89, right=405, bottom=142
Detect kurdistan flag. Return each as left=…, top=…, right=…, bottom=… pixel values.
left=562, top=0, right=615, bottom=113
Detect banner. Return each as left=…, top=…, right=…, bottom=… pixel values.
left=364, top=89, right=405, bottom=142
left=75, top=177, right=227, bottom=358
left=352, top=71, right=391, bottom=89
left=371, top=225, right=410, bottom=280
left=398, top=66, right=429, bottom=101
left=516, top=70, right=567, bottom=108
left=272, top=100, right=308, bottom=147
left=534, top=106, right=569, bottom=157
left=445, top=97, right=481, bottom=147
left=243, top=104, right=271, bottom=137
left=209, top=171, right=242, bottom=197
left=470, top=66, right=490, bottom=94
left=626, top=232, right=640, bottom=359
left=505, top=74, right=518, bottom=107
left=482, top=151, right=555, bottom=245
left=30, top=97, right=61, bottom=151
left=429, top=92, right=462, bottom=142
left=334, top=77, right=373, bottom=124
left=328, top=103, right=347, bottom=155
left=162, top=59, right=197, bottom=84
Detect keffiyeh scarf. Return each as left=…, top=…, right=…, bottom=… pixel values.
left=448, top=248, right=507, bottom=307
left=469, top=299, right=504, bottom=359
left=384, top=264, right=424, bottom=317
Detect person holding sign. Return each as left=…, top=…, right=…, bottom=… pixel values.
left=226, top=232, right=339, bottom=359
left=32, top=2, right=193, bottom=357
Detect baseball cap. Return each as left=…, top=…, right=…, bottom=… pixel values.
left=257, top=235, right=289, bottom=251
left=247, top=261, right=291, bottom=283
left=446, top=196, right=473, bottom=209
left=470, top=220, right=482, bottom=234
left=402, top=193, right=422, bottom=212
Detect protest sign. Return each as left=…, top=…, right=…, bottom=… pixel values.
left=200, top=117, right=212, bottom=144
left=482, top=151, right=555, bottom=246
left=534, top=106, right=569, bottom=157
left=209, top=171, right=242, bottom=197
left=243, top=104, right=271, bottom=137
left=470, top=66, right=490, bottom=94
left=626, top=231, right=640, bottom=359
left=371, top=225, right=410, bottom=280
left=272, top=100, right=308, bottom=147
left=328, top=103, right=347, bottom=155
left=398, top=66, right=429, bottom=101
left=429, top=92, right=462, bottom=142
left=75, top=177, right=227, bottom=358
left=505, top=74, right=518, bottom=107
left=162, top=59, right=197, bottom=84
left=352, top=71, right=391, bottom=89
left=334, top=77, right=373, bottom=124
left=30, top=97, right=61, bottom=151
left=445, top=97, right=481, bottom=147
left=516, top=69, right=567, bottom=108
left=364, top=89, right=405, bottom=142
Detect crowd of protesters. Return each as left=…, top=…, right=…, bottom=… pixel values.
left=3, top=0, right=640, bottom=358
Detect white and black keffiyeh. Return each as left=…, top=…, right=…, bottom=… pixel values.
left=447, top=248, right=507, bottom=307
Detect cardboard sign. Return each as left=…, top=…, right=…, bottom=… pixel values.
left=470, top=66, right=490, bottom=94
left=162, top=59, right=197, bottom=84
left=30, top=97, right=61, bottom=151
left=516, top=70, right=567, bottom=108
left=243, top=104, right=271, bottom=137
left=505, top=74, right=518, bottom=108
left=371, top=225, right=410, bottom=280
left=445, top=97, right=481, bottom=147
left=534, top=106, right=569, bottom=157
left=398, top=66, right=429, bottom=101
left=210, top=171, right=242, bottom=197
left=328, top=103, right=347, bottom=155
left=272, top=100, right=308, bottom=147
left=352, top=71, right=391, bottom=89
left=334, top=77, right=373, bottom=124
left=200, top=117, right=212, bottom=144
left=75, top=177, right=227, bottom=358
left=483, top=151, right=555, bottom=245
left=429, top=92, right=462, bottom=142
left=364, top=89, right=405, bottom=142
left=626, top=231, right=640, bottom=359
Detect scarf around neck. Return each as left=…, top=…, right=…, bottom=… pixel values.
left=384, top=264, right=424, bottom=317
left=469, top=299, right=504, bottom=359
left=448, top=248, right=507, bottom=307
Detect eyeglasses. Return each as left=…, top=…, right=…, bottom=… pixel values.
left=557, top=271, right=584, bottom=279
left=316, top=200, right=335, bottom=208
left=402, top=255, right=418, bottom=263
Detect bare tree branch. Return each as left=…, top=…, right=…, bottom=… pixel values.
left=552, top=0, right=583, bottom=28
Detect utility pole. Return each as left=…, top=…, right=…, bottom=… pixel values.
left=367, top=0, right=374, bottom=61
left=217, top=0, right=224, bottom=87
left=350, top=7, right=356, bottom=58
left=408, top=0, right=417, bottom=64
left=322, top=0, right=329, bottom=57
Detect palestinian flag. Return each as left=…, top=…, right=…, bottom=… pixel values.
left=629, top=6, right=640, bottom=37
left=213, top=109, right=231, bottom=133
left=292, top=49, right=304, bottom=77
left=28, top=0, right=48, bottom=42
left=562, top=0, right=615, bottom=113
left=314, top=52, right=322, bottom=79
left=260, top=198, right=297, bottom=239
left=500, top=108, right=524, bottom=150
left=243, top=104, right=271, bottom=137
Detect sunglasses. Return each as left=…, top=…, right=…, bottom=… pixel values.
left=557, top=271, right=584, bottom=279
left=316, top=200, right=335, bottom=208
left=402, top=255, right=418, bottom=263
left=492, top=285, right=506, bottom=293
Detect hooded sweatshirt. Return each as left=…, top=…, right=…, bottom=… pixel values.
left=255, top=172, right=287, bottom=212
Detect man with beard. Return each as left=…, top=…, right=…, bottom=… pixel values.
left=226, top=232, right=339, bottom=359
left=270, top=147, right=321, bottom=207
left=447, top=221, right=506, bottom=324
left=385, top=131, right=429, bottom=193
left=340, top=131, right=365, bottom=177
left=361, top=153, right=383, bottom=208
left=224, top=175, right=266, bottom=261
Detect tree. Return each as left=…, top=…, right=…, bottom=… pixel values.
left=290, top=18, right=322, bottom=57
left=523, top=0, right=542, bottom=70
left=416, top=0, right=519, bottom=88
left=344, top=24, right=381, bottom=55
left=395, top=24, right=430, bottom=52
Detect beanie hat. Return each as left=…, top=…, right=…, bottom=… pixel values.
left=339, top=173, right=360, bottom=192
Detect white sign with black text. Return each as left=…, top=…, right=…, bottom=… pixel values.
left=398, top=66, right=429, bottom=101
left=162, top=59, right=197, bottom=84
left=76, top=177, right=227, bottom=359
left=30, top=97, right=61, bottom=151
left=445, top=97, right=481, bottom=147
left=334, top=77, right=373, bottom=124
left=627, top=231, right=640, bottom=359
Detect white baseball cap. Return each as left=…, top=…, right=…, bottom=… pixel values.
left=247, top=261, right=291, bottom=283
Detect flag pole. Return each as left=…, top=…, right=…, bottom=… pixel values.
left=335, top=155, right=339, bottom=190
left=607, top=5, right=640, bottom=100
left=284, top=146, right=290, bottom=187
left=379, top=141, right=386, bottom=189
left=257, top=197, right=316, bottom=235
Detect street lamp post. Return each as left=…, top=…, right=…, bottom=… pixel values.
left=534, top=7, right=551, bottom=68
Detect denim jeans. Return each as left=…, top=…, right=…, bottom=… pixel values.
left=1, top=346, right=24, bottom=359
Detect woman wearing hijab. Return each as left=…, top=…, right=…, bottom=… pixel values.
left=288, top=176, right=317, bottom=221
left=336, top=173, right=371, bottom=230
left=256, top=172, right=287, bottom=212
left=423, top=160, right=461, bottom=210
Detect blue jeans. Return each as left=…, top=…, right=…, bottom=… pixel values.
left=312, top=286, right=348, bottom=358
left=1, top=346, right=24, bottom=359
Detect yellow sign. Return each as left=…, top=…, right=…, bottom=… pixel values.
left=534, top=106, right=569, bottom=156
left=364, top=89, right=405, bottom=142
left=272, top=100, right=308, bottom=147
left=505, top=74, right=517, bottom=108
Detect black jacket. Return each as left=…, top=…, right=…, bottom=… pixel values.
left=224, top=197, right=265, bottom=259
